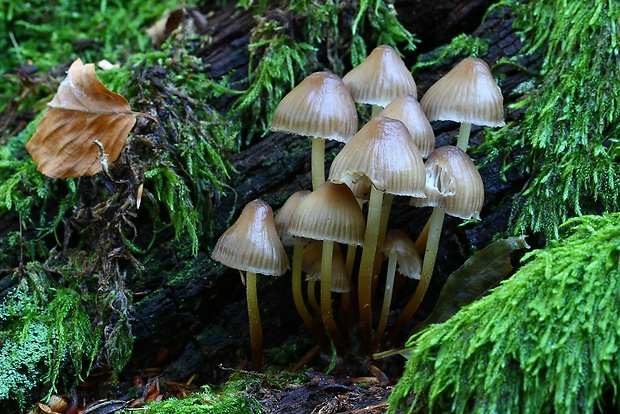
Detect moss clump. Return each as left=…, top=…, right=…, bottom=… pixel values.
left=482, top=0, right=620, bottom=238
left=125, top=371, right=304, bottom=414
left=133, top=385, right=262, bottom=414
left=388, top=213, right=620, bottom=414
left=0, top=265, right=99, bottom=409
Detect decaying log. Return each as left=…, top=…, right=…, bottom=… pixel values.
left=129, top=0, right=540, bottom=383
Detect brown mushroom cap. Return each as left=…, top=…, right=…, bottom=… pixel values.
left=302, top=242, right=351, bottom=292
left=383, top=229, right=421, bottom=280
left=211, top=199, right=290, bottom=276
left=270, top=71, right=358, bottom=143
left=420, top=57, right=505, bottom=127
left=275, top=190, right=311, bottom=247
left=328, top=116, right=426, bottom=197
left=342, top=45, right=417, bottom=106
left=288, top=182, right=365, bottom=246
left=410, top=145, right=484, bottom=220
left=379, top=95, right=435, bottom=158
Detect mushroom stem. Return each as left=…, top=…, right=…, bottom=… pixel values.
left=245, top=271, right=263, bottom=372
left=321, top=240, right=344, bottom=351
left=340, top=244, right=357, bottom=328
left=311, top=137, right=326, bottom=190
left=414, top=218, right=431, bottom=253
left=372, top=250, right=398, bottom=352
left=292, top=244, right=329, bottom=352
left=456, top=122, right=472, bottom=151
left=358, top=185, right=384, bottom=344
left=307, top=279, right=321, bottom=316
left=371, top=193, right=394, bottom=300
left=389, top=207, right=445, bottom=343
left=371, top=104, right=383, bottom=117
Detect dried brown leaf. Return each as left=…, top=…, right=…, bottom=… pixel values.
left=26, top=58, right=153, bottom=178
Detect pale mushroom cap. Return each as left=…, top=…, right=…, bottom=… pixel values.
left=379, top=95, right=436, bottom=158
left=275, top=190, right=311, bottom=247
left=420, top=57, right=505, bottom=127
left=302, top=242, right=351, bottom=292
left=328, top=116, right=426, bottom=197
left=410, top=145, right=484, bottom=220
left=288, top=182, right=365, bottom=245
left=348, top=174, right=372, bottom=200
left=342, top=45, right=417, bottom=106
left=212, top=199, right=290, bottom=276
left=270, top=71, right=359, bottom=143
left=383, top=229, right=421, bottom=280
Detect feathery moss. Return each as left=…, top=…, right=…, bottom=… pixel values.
left=0, top=264, right=100, bottom=410
left=232, top=0, right=417, bottom=141
left=482, top=0, right=620, bottom=238
left=388, top=213, right=620, bottom=413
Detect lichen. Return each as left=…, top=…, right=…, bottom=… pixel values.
left=388, top=213, right=620, bottom=414
left=0, top=264, right=99, bottom=409
left=481, top=0, right=620, bottom=238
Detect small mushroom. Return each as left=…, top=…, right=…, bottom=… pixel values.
left=420, top=57, right=504, bottom=151
left=373, top=229, right=421, bottom=351
left=275, top=191, right=328, bottom=351
left=288, top=182, right=365, bottom=351
left=378, top=94, right=436, bottom=159
left=343, top=45, right=417, bottom=116
left=390, top=146, right=484, bottom=342
left=329, top=116, right=426, bottom=345
left=211, top=199, right=289, bottom=371
left=271, top=71, right=358, bottom=190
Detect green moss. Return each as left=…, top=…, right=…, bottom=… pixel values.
left=388, top=213, right=620, bottom=414
left=411, top=34, right=489, bottom=72
left=231, top=0, right=417, bottom=141
left=130, top=385, right=262, bottom=414
left=0, top=0, right=180, bottom=74
left=120, top=371, right=305, bottom=414
left=481, top=0, right=620, bottom=238
left=0, top=265, right=99, bottom=409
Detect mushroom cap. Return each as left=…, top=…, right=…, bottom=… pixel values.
left=328, top=116, right=426, bottom=197
left=288, top=182, right=365, bottom=246
left=410, top=145, right=484, bottom=220
left=383, top=229, right=421, bottom=280
left=420, top=57, right=505, bottom=127
left=342, top=45, right=417, bottom=106
left=211, top=199, right=290, bottom=276
left=379, top=95, right=435, bottom=158
left=270, top=71, right=358, bottom=143
left=302, top=242, right=351, bottom=292
left=275, top=190, right=312, bottom=247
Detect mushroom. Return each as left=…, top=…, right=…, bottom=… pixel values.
left=372, top=229, right=421, bottom=351
left=271, top=71, right=358, bottom=190
left=328, top=116, right=426, bottom=344
left=303, top=241, right=351, bottom=293
left=378, top=94, right=436, bottom=159
left=211, top=199, right=289, bottom=371
left=420, top=57, right=504, bottom=151
left=274, top=190, right=329, bottom=352
left=389, top=146, right=484, bottom=342
left=288, top=181, right=365, bottom=351
left=343, top=45, right=417, bottom=117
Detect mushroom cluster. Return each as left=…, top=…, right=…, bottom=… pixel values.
left=211, top=46, right=504, bottom=371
